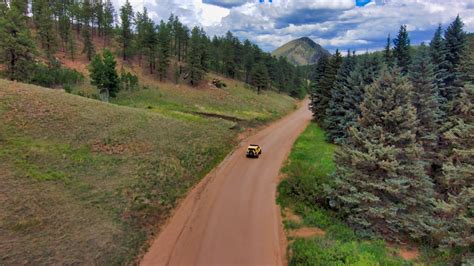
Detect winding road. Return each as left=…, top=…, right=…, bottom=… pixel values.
left=141, top=99, right=312, bottom=266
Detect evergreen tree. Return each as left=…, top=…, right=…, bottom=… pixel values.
left=136, top=9, right=157, bottom=74
left=430, top=25, right=449, bottom=106
left=102, top=0, right=115, bottom=45
left=460, top=34, right=474, bottom=84
left=89, top=49, right=119, bottom=101
left=435, top=84, right=473, bottom=255
left=82, top=26, right=95, bottom=61
left=383, top=34, right=393, bottom=67
left=325, top=50, right=356, bottom=143
left=157, top=20, right=171, bottom=80
left=250, top=62, right=270, bottom=94
left=331, top=67, right=435, bottom=241
left=309, top=54, right=329, bottom=120
left=32, top=0, right=57, bottom=62
left=135, top=8, right=149, bottom=66
left=119, top=0, right=134, bottom=61
left=409, top=44, right=443, bottom=170
left=443, top=15, right=467, bottom=102
left=223, top=31, right=238, bottom=78
left=199, top=29, right=210, bottom=72
left=81, top=0, right=95, bottom=61
left=187, top=26, right=204, bottom=86
left=0, top=0, right=37, bottom=81
left=340, top=54, right=381, bottom=142
left=67, top=29, right=77, bottom=61
left=58, top=1, right=72, bottom=53
left=310, top=50, right=343, bottom=124
left=243, top=39, right=254, bottom=84
left=393, top=25, right=411, bottom=74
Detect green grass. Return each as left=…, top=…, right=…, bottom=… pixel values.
left=278, top=123, right=410, bottom=265
left=278, top=123, right=336, bottom=207
left=111, top=75, right=296, bottom=124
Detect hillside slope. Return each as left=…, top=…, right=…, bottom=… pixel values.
left=272, top=37, right=330, bottom=66
left=0, top=79, right=295, bottom=264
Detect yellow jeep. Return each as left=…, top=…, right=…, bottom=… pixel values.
left=246, top=144, right=262, bottom=158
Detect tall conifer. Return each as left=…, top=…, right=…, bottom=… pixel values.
left=393, top=25, right=411, bottom=74
left=331, top=67, right=435, bottom=241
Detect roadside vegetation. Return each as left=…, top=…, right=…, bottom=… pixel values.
left=278, top=123, right=411, bottom=265
left=303, top=16, right=472, bottom=264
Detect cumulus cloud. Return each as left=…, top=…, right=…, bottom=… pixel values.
left=112, top=0, right=474, bottom=53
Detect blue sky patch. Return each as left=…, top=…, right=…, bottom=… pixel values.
left=356, top=0, right=372, bottom=7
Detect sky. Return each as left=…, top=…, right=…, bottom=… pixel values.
left=111, top=0, right=474, bottom=53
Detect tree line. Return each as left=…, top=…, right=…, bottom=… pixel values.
left=309, top=16, right=472, bottom=262
left=0, top=0, right=305, bottom=98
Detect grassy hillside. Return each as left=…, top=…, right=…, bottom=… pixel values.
left=112, top=74, right=296, bottom=124
left=0, top=78, right=295, bottom=264
left=272, top=37, right=330, bottom=66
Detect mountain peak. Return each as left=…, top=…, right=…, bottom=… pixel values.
left=272, top=37, right=330, bottom=66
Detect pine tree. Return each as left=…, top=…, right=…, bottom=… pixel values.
left=58, top=1, right=72, bottom=53
left=187, top=26, right=204, bottom=86
left=250, top=62, right=269, bottom=94
left=383, top=34, right=393, bottom=67
left=443, top=15, right=467, bottom=103
left=393, top=25, right=411, bottom=74
left=32, top=0, right=57, bottom=62
left=199, top=30, right=210, bottom=72
left=82, top=26, right=95, bottom=61
left=95, top=0, right=104, bottom=37
left=309, top=54, right=328, bottom=120
left=430, top=25, right=449, bottom=106
left=325, top=50, right=356, bottom=143
left=331, top=67, right=435, bottom=241
left=81, top=0, right=95, bottom=61
left=119, top=0, right=134, bottom=61
left=310, top=50, right=342, bottom=124
left=0, top=0, right=37, bottom=81
left=89, top=49, right=119, bottom=101
left=102, top=0, right=115, bottom=45
left=243, top=39, right=254, bottom=84
left=459, top=34, right=474, bottom=84
left=435, top=84, right=473, bottom=254
left=223, top=31, right=238, bottom=78
left=67, top=29, right=77, bottom=61
left=157, top=20, right=171, bottom=80
left=135, top=9, right=157, bottom=74
left=409, top=44, right=443, bottom=173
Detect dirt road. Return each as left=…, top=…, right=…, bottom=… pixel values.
left=141, top=99, right=312, bottom=266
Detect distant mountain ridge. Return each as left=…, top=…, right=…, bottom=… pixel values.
left=272, top=37, right=330, bottom=66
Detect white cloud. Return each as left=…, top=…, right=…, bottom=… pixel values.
left=111, top=0, right=474, bottom=52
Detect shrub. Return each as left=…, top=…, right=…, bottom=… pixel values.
left=290, top=238, right=409, bottom=266
left=120, top=71, right=139, bottom=90
left=31, top=64, right=83, bottom=88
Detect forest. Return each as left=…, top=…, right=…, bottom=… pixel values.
left=0, top=0, right=306, bottom=99
left=306, top=16, right=472, bottom=263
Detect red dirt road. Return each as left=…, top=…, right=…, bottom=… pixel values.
left=141, top=99, right=312, bottom=266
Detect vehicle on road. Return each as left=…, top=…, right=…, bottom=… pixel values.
left=246, top=144, right=262, bottom=158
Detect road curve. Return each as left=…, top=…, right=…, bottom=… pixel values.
left=141, top=99, right=312, bottom=266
